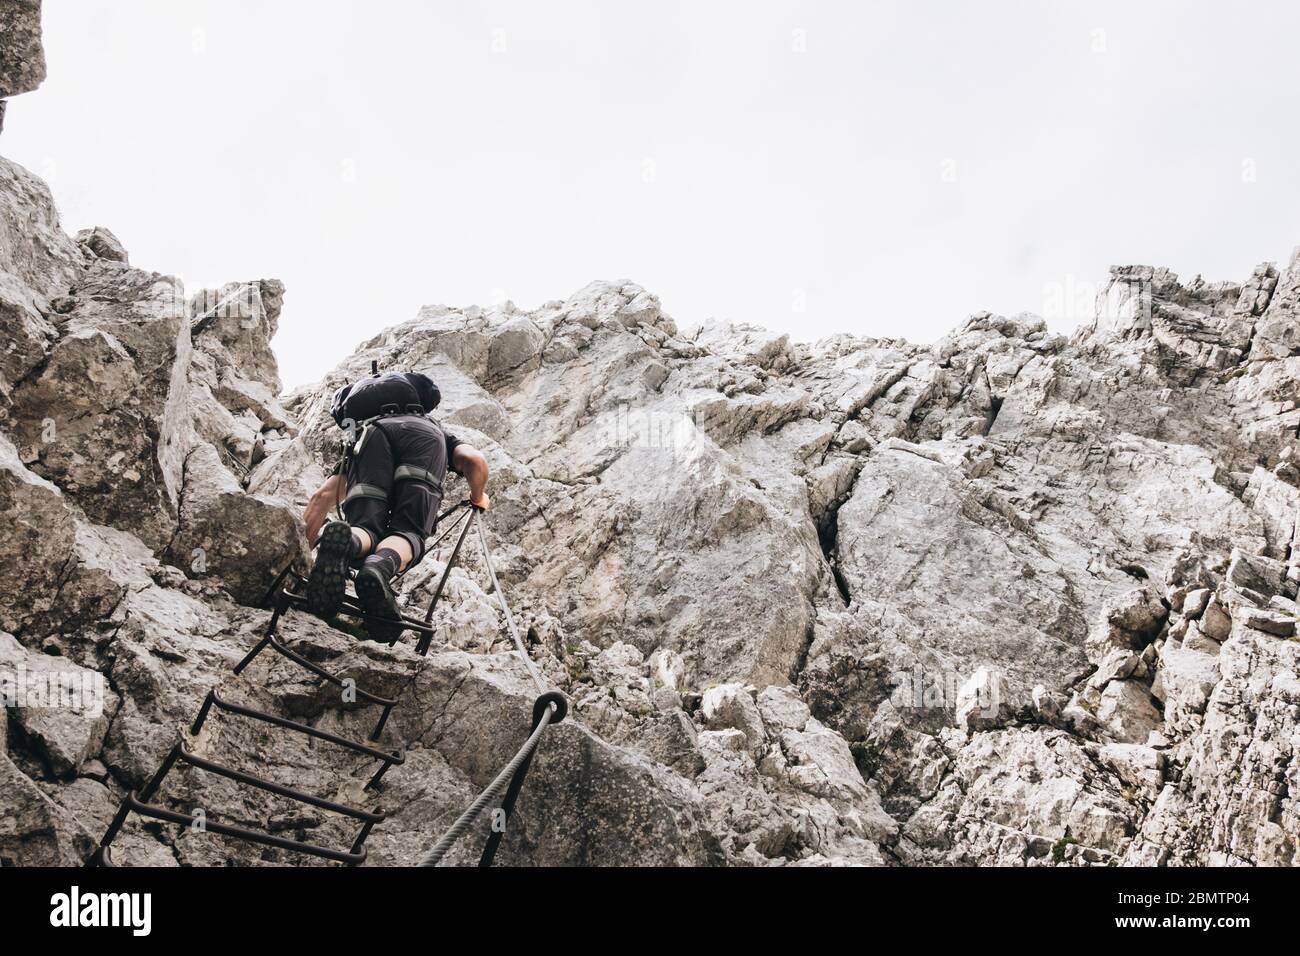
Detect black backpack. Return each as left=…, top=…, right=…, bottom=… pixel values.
left=330, top=371, right=441, bottom=427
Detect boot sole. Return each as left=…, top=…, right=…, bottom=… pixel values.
left=355, top=565, right=405, bottom=644
left=305, top=521, right=352, bottom=619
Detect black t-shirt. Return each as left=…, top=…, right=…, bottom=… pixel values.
left=444, top=429, right=465, bottom=475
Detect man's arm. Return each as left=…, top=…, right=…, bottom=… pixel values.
left=304, top=473, right=346, bottom=546
left=451, top=444, right=490, bottom=510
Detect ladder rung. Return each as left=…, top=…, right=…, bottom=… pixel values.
left=123, top=792, right=366, bottom=865
left=202, top=690, right=403, bottom=766
left=266, top=634, right=398, bottom=707
left=279, top=588, right=437, bottom=638
left=175, top=742, right=384, bottom=823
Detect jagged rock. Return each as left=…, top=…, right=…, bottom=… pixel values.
left=1199, top=597, right=1232, bottom=641
left=1239, top=607, right=1295, bottom=637
left=0, top=431, right=77, bottom=634
left=1151, top=631, right=1220, bottom=733
left=956, top=666, right=1011, bottom=732
left=1088, top=586, right=1168, bottom=661
left=0, top=633, right=117, bottom=777
left=1128, top=631, right=1300, bottom=864
left=9, top=262, right=191, bottom=549
left=1243, top=467, right=1300, bottom=560
left=0, top=157, right=81, bottom=298
left=700, top=682, right=765, bottom=755
left=74, top=226, right=128, bottom=264
left=1087, top=649, right=1139, bottom=690
left=902, top=727, right=1140, bottom=864
left=1249, top=249, right=1300, bottom=361
left=0, top=267, right=56, bottom=402
left=1096, top=743, right=1163, bottom=801
left=0, top=753, right=95, bottom=865
left=1096, top=680, right=1161, bottom=744
left=167, top=441, right=307, bottom=605
left=190, top=279, right=285, bottom=393
left=0, top=0, right=46, bottom=100
left=4, top=121, right=1300, bottom=865
left=1226, top=549, right=1287, bottom=598
left=1182, top=588, right=1211, bottom=620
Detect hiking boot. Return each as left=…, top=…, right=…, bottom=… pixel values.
left=354, top=560, right=405, bottom=644
left=305, top=520, right=354, bottom=618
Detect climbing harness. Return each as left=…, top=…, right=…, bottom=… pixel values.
left=88, top=497, right=567, bottom=868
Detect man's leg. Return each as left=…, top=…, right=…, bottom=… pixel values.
left=354, top=417, right=446, bottom=641
left=372, top=534, right=414, bottom=570
left=305, top=425, right=393, bottom=618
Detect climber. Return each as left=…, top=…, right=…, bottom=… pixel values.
left=301, top=369, right=490, bottom=641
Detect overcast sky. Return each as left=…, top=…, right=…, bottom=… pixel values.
left=5, top=0, right=1298, bottom=389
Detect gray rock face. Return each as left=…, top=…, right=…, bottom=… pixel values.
left=0, top=1, right=46, bottom=101
left=2, top=124, right=1300, bottom=865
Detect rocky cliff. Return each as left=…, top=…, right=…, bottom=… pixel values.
left=3, top=13, right=1299, bottom=868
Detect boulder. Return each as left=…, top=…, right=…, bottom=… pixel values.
left=0, top=633, right=117, bottom=777
left=74, top=226, right=129, bottom=264
left=956, top=666, right=1012, bottom=732
left=1226, top=549, right=1287, bottom=598
left=487, top=315, right=545, bottom=377
left=1096, top=680, right=1161, bottom=744
left=167, top=442, right=307, bottom=605
left=700, top=683, right=766, bottom=755
left=1240, top=607, right=1295, bottom=637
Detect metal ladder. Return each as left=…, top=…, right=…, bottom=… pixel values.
left=88, top=503, right=479, bottom=867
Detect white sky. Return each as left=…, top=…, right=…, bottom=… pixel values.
left=5, top=0, right=1298, bottom=389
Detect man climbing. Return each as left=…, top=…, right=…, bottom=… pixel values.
left=301, top=368, right=490, bottom=642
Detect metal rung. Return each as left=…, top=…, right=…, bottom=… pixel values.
left=194, top=690, right=403, bottom=767
left=279, top=587, right=437, bottom=638
left=173, top=741, right=384, bottom=824
left=265, top=633, right=398, bottom=707
left=121, top=791, right=367, bottom=865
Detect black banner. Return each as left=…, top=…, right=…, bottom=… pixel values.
left=0, top=865, right=1278, bottom=941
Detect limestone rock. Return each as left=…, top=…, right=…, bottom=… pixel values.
left=700, top=683, right=765, bottom=755
left=9, top=262, right=191, bottom=549
left=167, top=441, right=307, bottom=605
left=0, top=267, right=56, bottom=402
left=1200, top=597, right=1232, bottom=641
left=0, top=633, right=117, bottom=777
left=1096, top=680, right=1161, bottom=744
left=1240, top=606, right=1295, bottom=637
left=2, top=120, right=1300, bottom=866
left=0, top=0, right=46, bottom=99
left=75, top=226, right=129, bottom=264
left=956, top=666, right=1012, bottom=732
left=0, top=156, right=81, bottom=297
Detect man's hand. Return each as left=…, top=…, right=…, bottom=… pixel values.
left=304, top=474, right=344, bottom=546
left=451, top=444, right=490, bottom=510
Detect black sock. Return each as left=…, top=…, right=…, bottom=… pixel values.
left=364, top=548, right=402, bottom=581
